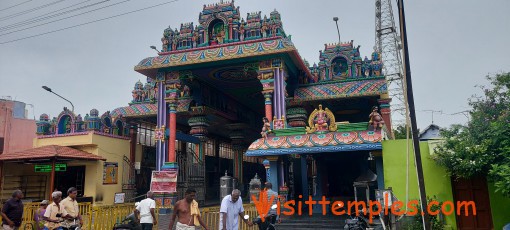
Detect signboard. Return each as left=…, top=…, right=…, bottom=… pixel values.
left=114, top=192, right=126, bottom=204
left=35, top=163, right=67, bottom=172
left=103, top=162, right=118, bottom=184
left=150, top=171, right=177, bottom=193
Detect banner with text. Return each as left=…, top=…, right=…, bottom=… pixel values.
left=150, top=171, right=177, bottom=193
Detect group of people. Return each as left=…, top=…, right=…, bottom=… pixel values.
left=169, top=182, right=278, bottom=230
left=1, top=182, right=279, bottom=230
left=1, top=188, right=82, bottom=230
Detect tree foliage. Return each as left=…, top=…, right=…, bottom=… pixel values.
left=393, top=124, right=419, bottom=139
left=432, top=72, right=510, bottom=196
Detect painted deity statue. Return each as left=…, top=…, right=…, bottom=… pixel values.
left=161, top=35, right=169, bottom=52
left=369, top=106, right=385, bottom=130
left=192, top=29, right=199, bottom=48
left=306, top=104, right=337, bottom=134
left=181, top=85, right=190, bottom=97
left=261, top=117, right=271, bottom=138
left=261, top=23, right=268, bottom=38
left=271, top=24, right=277, bottom=36
left=217, top=29, right=225, bottom=44
left=314, top=108, right=329, bottom=132
left=65, top=119, right=72, bottom=133
left=132, top=82, right=144, bottom=102
left=239, top=24, right=245, bottom=41
left=172, top=29, right=178, bottom=51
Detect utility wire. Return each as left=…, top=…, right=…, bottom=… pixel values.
left=0, top=0, right=132, bottom=36
left=0, top=0, right=34, bottom=12
left=0, top=0, right=67, bottom=21
left=0, top=0, right=98, bottom=31
left=0, top=0, right=179, bottom=45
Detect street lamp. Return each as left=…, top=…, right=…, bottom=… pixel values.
left=41, top=86, right=74, bottom=113
left=150, top=45, right=160, bottom=54
left=333, top=17, right=341, bottom=43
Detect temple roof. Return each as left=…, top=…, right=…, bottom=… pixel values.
left=135, top=37, right=310, bottom=78
left=0, top=145, right=106, bottom=162
left=110, top=99, right=193, bottom=118
left=291, top=77, right=387, bottom=104
left=245, top=129, right=384, bottom=156
left=111, top=103, right=158, bottom=118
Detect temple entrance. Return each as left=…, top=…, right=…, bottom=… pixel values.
left=318, top=152, right=369, bottom=202
left=55, top=166, right=86, bottom=196
left=136, top=146, right=156, bottom=199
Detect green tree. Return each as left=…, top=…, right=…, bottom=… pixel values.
left=432, top=72, right=510, bottom=196
left=392, top=124, right=419, bottom=139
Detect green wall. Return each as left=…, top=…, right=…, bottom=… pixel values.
left=488, top=183, right=510, bottom=230
left=382, top=139, right=457, bottom=229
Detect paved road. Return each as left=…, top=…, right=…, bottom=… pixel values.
left=158, top=213, right=171, bottom=230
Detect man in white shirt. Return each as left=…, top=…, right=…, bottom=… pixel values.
left=219, top=189, right=252, bottom=230
left=43, top=191, right=67, bottom=230
left=136, top=191, right=157, bottom=230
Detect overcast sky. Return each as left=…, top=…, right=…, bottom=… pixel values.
left=1, top=0, right=509, bottom=130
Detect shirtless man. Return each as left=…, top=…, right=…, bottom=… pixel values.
left=168, top=188, right=209, bottom=230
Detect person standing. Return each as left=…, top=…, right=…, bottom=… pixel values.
left=1, top=190, right=24, bottom=230
left=34, top=200, right=49, bottom=230
left=264, top=183, right=278, bottom=216
left=219, top=189, right=253, bottom=230
left=136, top=191, right=157, bottom=230
left=61, top=187, right=83, bottom=227
left=168, top=188, right=209, bottom=230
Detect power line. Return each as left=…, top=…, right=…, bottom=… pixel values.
left=0, top=0, right=98, bottom=31
left=0, top=0, right=180, bottom=45
left=0, top=0, right=67, bottom=21
left=0, top=0, right=133, bottom=37
left=0, top=0, right=34, bottom=12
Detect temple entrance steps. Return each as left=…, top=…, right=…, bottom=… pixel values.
left=277, top=215, right=385, bottom=229
left=277, top=215, right=348, bottom=230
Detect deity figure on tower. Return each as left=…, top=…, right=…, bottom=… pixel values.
left=368, top=106, right=385, bottom=131
left=260, top=117, right=272, bottom=138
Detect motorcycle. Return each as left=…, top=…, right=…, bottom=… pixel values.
left=55, top=213, right=81, bottom=230
left=112, top=212, right=142, bottom=230
left=245, top=204, right=278, bottom=230
left=343, top=209, right=372, bottom=230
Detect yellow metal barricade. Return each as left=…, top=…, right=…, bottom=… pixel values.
left=1, top=202, right=258, bottom=230
left=201, top=204, right=258, bottom=230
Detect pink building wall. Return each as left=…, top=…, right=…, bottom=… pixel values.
left=0, top=100, right=36, bottom=153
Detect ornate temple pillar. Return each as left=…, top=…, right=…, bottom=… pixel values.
left=163, top=72, right=181, bottom=170
left=154, top=72, right=167, bottom=171
left=258, top=59, right=286, bottom=125
left=167, top=100, right=178, bottom=163
left=228, top=18, right=233, bottom=40
left=264, top=93, right=273, bottom=121
left=129, top=124, right=138, bottom=164
left=263, top=156, right=279, bottom=187
left=378, top=98, right=392, bottom=136
left=258, top=63, right=275, bottom=122
left=226, top=123, right=247, bottom=183
left=278, top=68, right=287, bottom=120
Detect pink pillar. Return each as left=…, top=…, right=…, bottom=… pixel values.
left=167, top=105, right=177, bottom=162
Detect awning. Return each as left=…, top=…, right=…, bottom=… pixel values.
left=0, top=145, right=106, bottom=162
left=245, top=130, right=383, bottom=156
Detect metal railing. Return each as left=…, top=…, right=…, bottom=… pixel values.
left=0, top=202, right=259, bottom=230
left=201, top=204, right=259, bottom=230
